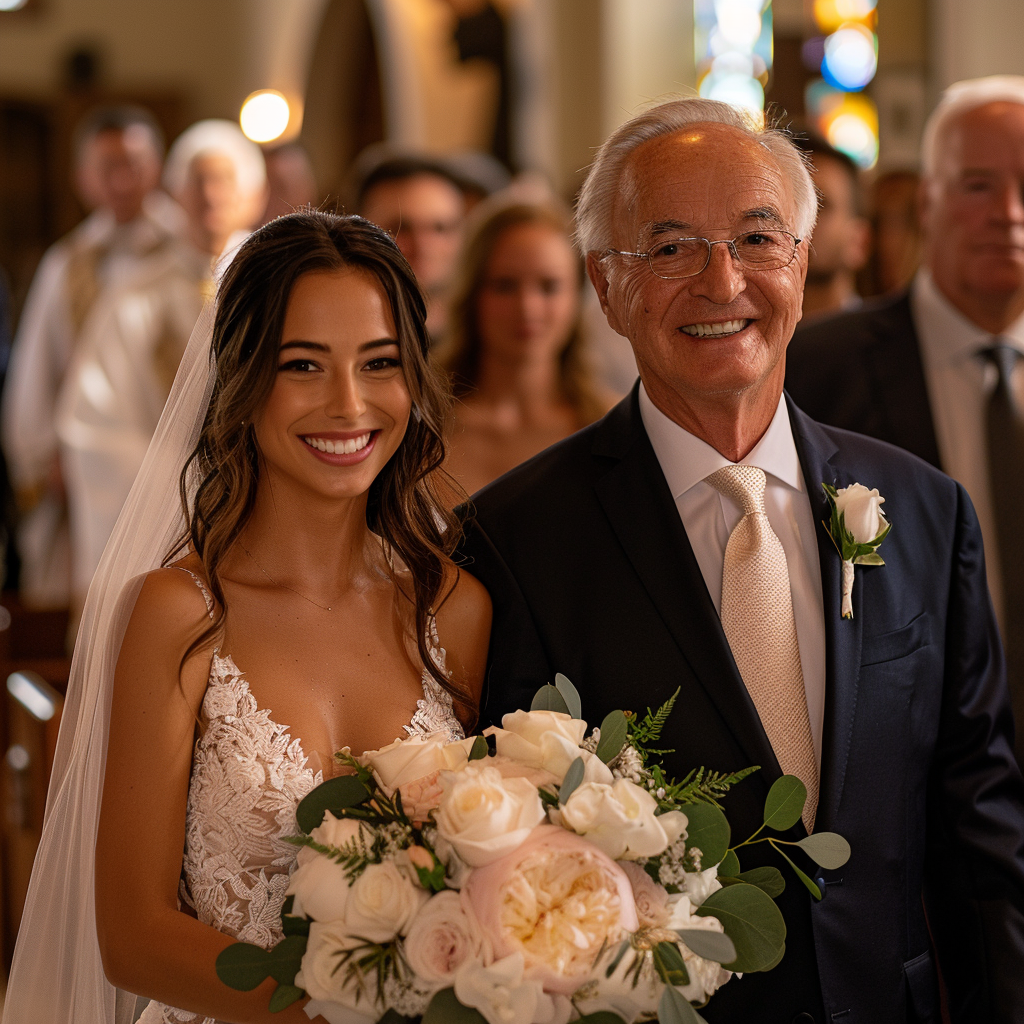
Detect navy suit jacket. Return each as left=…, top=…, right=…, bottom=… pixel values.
left=459, top=387, right=1024, bottom=1024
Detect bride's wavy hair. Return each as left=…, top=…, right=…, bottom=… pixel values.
left=170, top=210, right=472, bottom=721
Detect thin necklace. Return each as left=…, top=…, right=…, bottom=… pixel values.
left=239, top=542, right=333, bottom=612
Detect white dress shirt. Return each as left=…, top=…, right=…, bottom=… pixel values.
left=639, top=385, right=827, bottom=765
left=911, top=268, right=1024, bottom=623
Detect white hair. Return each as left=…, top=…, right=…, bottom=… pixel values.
left=163, top=119, right=267, bottom=199
left=921, top=75, right=1024, bottom=179
left=575, top=97, right=817, bottom=255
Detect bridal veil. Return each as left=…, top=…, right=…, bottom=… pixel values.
left=2, top=302, right=217, bottom=1024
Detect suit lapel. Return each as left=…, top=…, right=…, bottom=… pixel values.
left=787, top=399, right=863, bottom=831
left=591, top=393, right=783, bottom=778
left=863, top=292, right=943, bottom=470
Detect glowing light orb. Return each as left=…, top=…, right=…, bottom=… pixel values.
left=714, top=0, right=764, bottom=51
left=701, top=72, right=766, bottom=119
left=813, top=0, right=876, bottom=33
left=0, top=0, right=30, bottom=9
left=827, top=111, right=878, bottom=166
left=240, top=90, right=291, bottom=144
left=822, top=24, right=877, bottom=91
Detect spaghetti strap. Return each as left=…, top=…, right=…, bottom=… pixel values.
left=173, top=566, right=215, bottom=618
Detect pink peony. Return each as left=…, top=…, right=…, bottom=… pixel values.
left=619, top=861, right=671, bottom=929
left=463, top=825, right=638, bottom=994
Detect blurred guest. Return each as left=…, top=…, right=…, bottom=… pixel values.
left=869, top=170, right=923, bottom=295
left=787, top=75, right=1024, bottom=755
left=57, top=120, right=266, bottom=617
left=794, top=134, right=870, bottom=319
left=1, top=105, right=181, bottom=607
left=438, top=201, right=613, bottom=495
left=258, top=141, right=317, bottom=225
left=358, top=154, right=470, bottom=340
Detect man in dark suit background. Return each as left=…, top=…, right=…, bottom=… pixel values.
left=787, top=77, right=1024, bottom=754
left=460, top=97, right=1024, bottom=1023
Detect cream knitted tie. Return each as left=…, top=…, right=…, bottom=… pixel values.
left=707, top=465, right=819, bottom=831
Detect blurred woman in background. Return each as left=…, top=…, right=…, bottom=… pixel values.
left=438, top=201, right=614, bottom=495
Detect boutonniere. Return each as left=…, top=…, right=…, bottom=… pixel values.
left=821, top=482, right=891, bottom=619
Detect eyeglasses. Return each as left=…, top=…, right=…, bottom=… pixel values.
left=605, top=230, right=803, bottom=279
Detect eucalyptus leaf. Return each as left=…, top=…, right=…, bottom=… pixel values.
left=696, top=883, right=787, bottom=973
left=796, top=831, right=851, bottom=869
left=530, top=685, right=570, bottom=715
left=853, top=552, right=885, bottom=566
left=574, top=1014, right=629, bottom=1024
left=734, top=866, right=785, bottom=898
left=595, top=710, right=628, bottom=763
left=215, top=942, right=271, bottom=991
left=296, top=775, right=371, bottom=834
left=657, top=985, right=708, bottom=1024
left=773, top=846, right=823, bottom=900
left=653, top=940, right=690, bottom=986
left=763, top=775, right=807, bottom=832
left=559, top=757, right=585, bottom=804
left=281, top=912, right=310, bottom=937
left=675, top=927, right=737, bottom=964
left=267, top=935, right=308, bottom=984
left=423, top=987, right=488, bottom=1024
left=682, top=802, right=731, bottom=867
left=718, top=849, right=740, bottom=877
left=468, top=735, right=489, bottom=761
left=554, top=673, right=583, bottom=719
left=269, top=983, right=305, bottom=1012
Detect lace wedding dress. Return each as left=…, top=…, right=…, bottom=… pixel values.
left=137, top=570, right=464, bottom=1024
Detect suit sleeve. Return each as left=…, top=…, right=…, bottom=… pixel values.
left=458, top=513, right=554, bottom=728
left=926, top=483, right=1024, bottom=1022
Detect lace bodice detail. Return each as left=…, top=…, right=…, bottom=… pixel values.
left=139, top=572, right=463, bottom=1024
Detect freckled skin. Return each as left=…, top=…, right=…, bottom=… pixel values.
left=587, top=123, right=809, bottom=460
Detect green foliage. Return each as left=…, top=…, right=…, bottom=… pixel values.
left=574, top=1014, right=629, bottom=1024
left=269, top=983, right=304, bottom=1012
left=658, top=984, right=708, bottom=1024
left=652, top=940, right=690, bottom=987
left=762, top=776, right=806, bottom=832
left=215, top=935, right=308, bottom=992
left=554, top=673, right=583, bottom=719
left=295, top=775, right=372, bottom=834
left=696, top=883, right=786, bottom=973
left=423, top=987, right=488, bottom=1024
left=681, top=802, right=731, bottom=867
left=284, top=828, right=376, bottom=882
left=596, top=710, right=628, bottom=762
left=627, top=687, right=680, bottom=761
left=717, top=849, right=740, bottom=878
left=796, top=832, right=851, bottom=869
left=559, top=756, right=585, bottom=804
left=531, top=685, right=570, bottom=715
left=468, top=735, right=489, bottom=761
left=770, top=843, right=822, bottom=899
left=732, top=866, right=785, bottom=898
left=675, top=928, right=737, bottom=965
left=651, top=764, right=760, bottom=811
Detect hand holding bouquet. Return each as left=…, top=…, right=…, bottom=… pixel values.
left=217, top=676, right=850, bottom=1024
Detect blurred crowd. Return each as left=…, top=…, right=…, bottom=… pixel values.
left=2, top=82, right=1014, bottom=657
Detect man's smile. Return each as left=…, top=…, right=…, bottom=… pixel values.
left=679, top=318, right=753, bottom=337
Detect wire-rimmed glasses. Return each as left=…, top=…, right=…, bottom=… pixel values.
left=605, top=230, right=803, bottom=279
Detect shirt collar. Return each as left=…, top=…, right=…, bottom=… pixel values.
left=638, top=383, right=803, bottom=499
left=912, top=266, right=1024, bottom=362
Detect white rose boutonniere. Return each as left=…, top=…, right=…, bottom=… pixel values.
left=822, top=482, right=891, bottom=619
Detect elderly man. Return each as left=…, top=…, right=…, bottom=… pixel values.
left=460, top=97, right=1024, bottom=1023
left=787, top=76, right=1024, bottom=759
left=56, top=119, right=266, bottom=617
left=1, top=105, right=181, bottom=607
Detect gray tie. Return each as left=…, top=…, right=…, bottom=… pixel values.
left=982, top=342, right=1024, bottom=757
left=706, top=465, right=819, bottom=830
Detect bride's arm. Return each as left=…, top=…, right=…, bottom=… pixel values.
left=95, top=568, right=311, bottom=1024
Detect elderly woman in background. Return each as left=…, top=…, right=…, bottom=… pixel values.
left=438, top=201, right=614, bottom=495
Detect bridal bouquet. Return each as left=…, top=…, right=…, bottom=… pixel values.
left=217, top=676, right=849, bottom=1024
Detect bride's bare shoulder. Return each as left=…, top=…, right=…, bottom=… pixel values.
left=124, top=555, right=217, bottom=652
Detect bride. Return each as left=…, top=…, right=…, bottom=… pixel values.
left=3, top=211, right=491, bottom=1024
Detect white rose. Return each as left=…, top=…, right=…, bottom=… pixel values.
left=286, top=813, right=365, bottom=921
left=454, top=953, right=572, bottom=1024
left=485, top=711, right=613, bottom=785
left=344, top=861, right=429, bottom=943
left=580, top=947, right=662, bottom=1024
left=402, top=890, right=490, bottom=985
left=296, top=920, right=376, bottom=1020
left=435, top=764, right=546, bottom=866
left=835, top=483, right=886, bottom=544
left=559, top=779, right=680, bottom=860
left=678, top=864, right=723, bottom=907
left=357, top=732, right=476, bottom=796
left=667, top=894, right=733, bottom=1002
